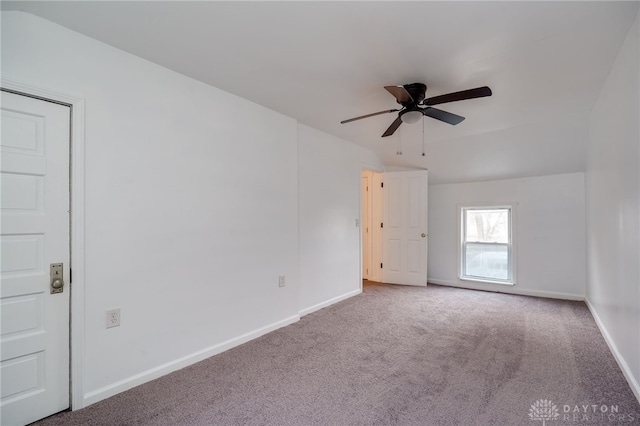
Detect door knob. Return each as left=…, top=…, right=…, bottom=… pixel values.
left=52, top=278, right=64, bottom=290
left=421, top=233, right=426, bottom=238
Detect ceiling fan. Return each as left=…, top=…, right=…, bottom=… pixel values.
left=341, top=83, right=492, bottom=137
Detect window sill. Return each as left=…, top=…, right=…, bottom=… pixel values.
left=459, top=276, right=514, bottom=286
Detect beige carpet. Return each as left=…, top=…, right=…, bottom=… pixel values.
left=34, top=282, right=640, bottom=425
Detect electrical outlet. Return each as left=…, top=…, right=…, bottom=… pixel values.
left=106, top=308, right=120, bottom=328
left=279, top=275, right=286, bottom=287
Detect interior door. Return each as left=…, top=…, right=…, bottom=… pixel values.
left=361, top=174, right=370, bottom=280
left=1, top=91, right=70, bottom=425
left=382, top=170, right=428, bottom=286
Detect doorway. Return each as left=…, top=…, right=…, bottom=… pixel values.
left=361, top=169, right=383, bottom=284
left=361, top=169, right=429, bottom=287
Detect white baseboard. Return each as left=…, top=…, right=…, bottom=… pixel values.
left=299, top=289, right=361, bottom=317
left=585, top=298, right=640, bottom=404
left=427, top=278, right=584, bottom=301
left=82, top=314, right=300, bottom=408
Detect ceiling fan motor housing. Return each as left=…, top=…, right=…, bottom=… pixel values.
left=401, top=83, right=427, bottom=105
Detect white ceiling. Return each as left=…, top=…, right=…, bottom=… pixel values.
left=4, top=1, right=638, bottom=183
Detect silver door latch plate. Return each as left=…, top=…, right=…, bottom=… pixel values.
left=50, top=263, right=64, bottom=294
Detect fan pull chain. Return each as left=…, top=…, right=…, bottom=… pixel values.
left=422, top=116, right=426, bottom=157
left=396, top=129, right=402, bottom=155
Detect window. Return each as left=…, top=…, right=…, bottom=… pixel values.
left=460, top=206, right=513, bottom=284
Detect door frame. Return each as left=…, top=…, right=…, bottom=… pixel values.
left=1, top=78, right=87, bottom=410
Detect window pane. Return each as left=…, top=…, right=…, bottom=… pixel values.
left=465, top=243, right=509, bottom=280
left=465, top=209, right=509, bottom=243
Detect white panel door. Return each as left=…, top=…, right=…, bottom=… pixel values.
left=382, top=170, right=428, bottom=286
left=1, top=91, right=70, bottom=425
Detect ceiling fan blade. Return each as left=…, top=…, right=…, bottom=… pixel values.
left=340, top=109, right=399, bottom=124
left=382, top=116, right=403, bottom=137
left=423, top=86, right=492, bottom=106
left=423, top=107, right=465, bottom=125
left=384, top=86, right=414, bottom=104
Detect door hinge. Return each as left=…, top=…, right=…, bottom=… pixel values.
left=380, top=263, right=383, bottom=269
left=380, top=222, right=383, bottom=228
left=69, top=268, right=72, bottom=284
left=381, top=182, right=384, bottom=188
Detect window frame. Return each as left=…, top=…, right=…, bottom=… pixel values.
left=458, top=205, right=515, bottom=285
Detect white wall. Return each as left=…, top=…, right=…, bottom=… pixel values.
left=2, top=12, right=305, bottom=406
left=298, top=124, right=382, bottom=314
left=585, top=11, right=640, bottom=400
left=2, top=11, right=384, bottom=408
left=428, top=173, right=586, bottom=299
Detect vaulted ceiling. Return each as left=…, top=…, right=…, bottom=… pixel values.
left=3, top=1, right=638, bottom=183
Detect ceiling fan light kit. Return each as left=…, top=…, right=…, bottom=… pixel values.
left=400, top=109, right=423, bottom=124
left=341, top=83, right=492, bottom=138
